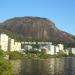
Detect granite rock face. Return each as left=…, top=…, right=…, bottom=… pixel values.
left=0, top=16, right=75, bottom=46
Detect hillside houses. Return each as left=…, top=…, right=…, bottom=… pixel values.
left=0, top=33, right=75, bottom=55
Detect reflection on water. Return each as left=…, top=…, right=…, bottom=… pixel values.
left=11, top=58, right=75, bottom=75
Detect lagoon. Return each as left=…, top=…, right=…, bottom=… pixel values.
left=11, top=57, right=75, bottom=75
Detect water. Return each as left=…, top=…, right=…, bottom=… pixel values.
left=11, top=57, right=75, bottom=75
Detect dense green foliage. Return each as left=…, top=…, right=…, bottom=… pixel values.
left=0, top=60, right=11, bottom=75
left=8, top=50, right=71, bottom=60
left=0, top=50, right=12, bottom=75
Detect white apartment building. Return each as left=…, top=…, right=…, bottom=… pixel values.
left=71, top=48, right=75, bottom=54
left=58, top=44, right=64, bottom=50
left=10, top=39, right=15, bottom=51
left=14, top=42, right=21, bottom=52
left=0, top=33, right=9, bottom=51
left=65, top=49, right=69, bottom=55
left=49, top=45, right=55, bottom=55
left=66, top=48, right=75, bottom=55
left=0, top=33, right=22, bottom=52
left=54, top=46, right=59, bottom=54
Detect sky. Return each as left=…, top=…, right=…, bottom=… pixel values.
left=0, top=0, right=75, bottom=35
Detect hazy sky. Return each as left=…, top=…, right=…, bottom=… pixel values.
left=0, top=0, right=75, bottom=35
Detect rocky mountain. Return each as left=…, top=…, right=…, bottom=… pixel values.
left=0, top=16, right=75, bottom=47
